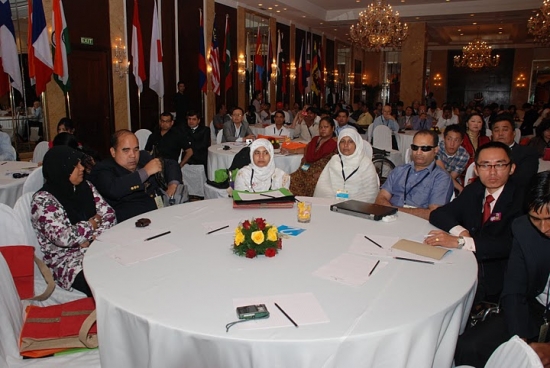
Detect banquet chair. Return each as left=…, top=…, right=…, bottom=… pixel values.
left=204, top=182, right=229, bottom=199
left=464, top=162, right=476, bottom=186
left=0, top=203, right=27, bottom=245
left=372, top=125, right=393, bottom=151
left=13, top=193, right=87, bottom=306
left=135, top=129, right=152, bottom=150
left=7, top=144, right=17, bottom=161
left=182, top=164, right=206, bottom=197
left=515, top=128, right=521, bottom=144
left=363, top=140, right=373, bottom=160
left=22, top=166, right=43, bottom=195
left=405, top=148, right=411, bottom=164
left=0, top=254, right=100, bottom=368
left=216, top=130, right=223, bottom=144
left=455, top=335, right=543, bottom=368
left=367, top=124, right=374, bottom=142
left=32, top=141, right=49, bottom=163
left=209, top=121, right=216, bottom=144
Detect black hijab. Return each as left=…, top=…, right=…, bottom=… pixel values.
left=40, top=146, right=96, bottom=225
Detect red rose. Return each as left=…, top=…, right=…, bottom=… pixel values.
left=255, top=218, right=266, bottom=230
left=242, top=220, right=251, bottom=230
left=265, top=248, right=276, bottom=257
left=277, top=238, right=282, bottom=250
left=245, top=249, right=257, bottom=258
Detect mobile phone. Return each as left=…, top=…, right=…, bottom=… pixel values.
left=236, top=304, right=269, bottom=320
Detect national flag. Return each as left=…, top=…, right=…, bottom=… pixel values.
left=0, top=0, right=23, bottom=95
left=198, top=9, right=207, bottom=93
left=222, top=15, right=232, bottom=93
left=310, top=41, right=319, bottom=95
left=318, top=42, right=324, bottom=92
left=266, top=29, right=272, bottom=82
left=208, top=24, right=220, bottom=96
left=131, top=0, right=146, bottom=93
left=304, top=38, right=311, bottom=94
left=254, top=26, right=263, bottom=91
left=52, top=0, right=70, bottom=93
left=149, top=0, right=164, bottom=97
left=297, top=38, right=304, bottom=95
left=28, top=0, right=53, bottom=95
left=280, top=57, right=287, bottom=94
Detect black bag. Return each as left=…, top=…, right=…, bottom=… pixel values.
left=229, top=146, right=251, bottom=171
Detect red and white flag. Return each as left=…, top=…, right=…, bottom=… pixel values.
left=0, top=0, right=23, bottom=95
left=28, top=0, right=53, bottom=95
left=131, top=0, right=146, bottom=93
left=149, top=0, right=163, bottom=97
left=208, top=24, right=220, bottom=96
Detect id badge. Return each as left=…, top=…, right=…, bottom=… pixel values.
left=154, top=195, right=164, bottom=209
left=301, top=163, right=310, bottom=171
left=539, top=321, right=549, bottom=343
left=403, top=204, right=417, bottom=209
left=336, top=190, right=349, bottom=199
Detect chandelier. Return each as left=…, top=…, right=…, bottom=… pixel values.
left=453, top=37, right=500, bottom=71
left=349, top=0, right=408, bottom=50
left=528, top=0, right=550, bottom=45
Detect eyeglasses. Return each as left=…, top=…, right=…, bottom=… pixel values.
left=475, top=162, right=511, bottom=171
left=160, top=119, right=172, bottom=123
left=232, top=114, right=243, bottom=117
left=410, top=144, right=435, bottom=152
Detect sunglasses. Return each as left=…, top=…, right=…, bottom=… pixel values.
left=410, top=144, right=435, bottom=152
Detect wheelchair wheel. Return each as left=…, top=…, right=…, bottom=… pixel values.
left=372, top=157, right=395, bottom=186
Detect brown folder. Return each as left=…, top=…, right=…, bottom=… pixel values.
left=391, top=239, right=450, bottom=260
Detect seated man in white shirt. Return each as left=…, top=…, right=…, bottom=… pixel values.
left=271, top=102, right=291, bottom=125
left=264, top=111, right=290, bottom=137
left=293, top=107, right=320, bottom=142
left=436, top=106, right=459, bottom=130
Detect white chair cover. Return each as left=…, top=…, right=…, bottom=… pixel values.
left=464, top=162, right=476, bottom=186
left=367, top=124, right=374, bottom=142
left=8, top=144, right=16, bottom=161
left=209, top=121, right=216, bottom=144
left=135, top=129, right=152, bottom=150
left=515, top=128, right=521, bottom=143
left=22, top=166, right=43, bottom=195
left=204, top=182, right=229, bottom=199
left=32, top=141, right=49, bottom=163
left=216, top=130, right=223, bottom=144
left=405, top=148, right=411, bottom=164
left=363, top=140, right=373, bottom=160
left=182, top=165, right=206, bottom=197
left=485, top=335, right=543, bottom=368
left=0, top=203, right=27, bottom=245
left=0, top=254, right=100, bottom=367
left=13, top=193, right=87, bottom=306
left=372, top=125, right=393, bottom=151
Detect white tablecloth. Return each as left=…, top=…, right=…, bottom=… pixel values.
left=207, top=143, right=303, bottom=180
left=539, top=159, right=550, bottom=173
left=84, top=198, right=477, bottom=368
left=0, top=161, right=38, bottom=207
left=249, top=124, right=295, bottom=138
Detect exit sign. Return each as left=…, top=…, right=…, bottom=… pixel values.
left=80, top=37, right=94, bottom=45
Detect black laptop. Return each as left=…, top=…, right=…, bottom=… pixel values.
left=330, top=200, right=397, bottom=221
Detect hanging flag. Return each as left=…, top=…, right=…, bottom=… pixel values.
left=52, top=0, right=71, bottom=93
left=310, top=41, right=319, bottom=95
left=209, top=24, right=220, bottom=96
left=318, top=41, right=324, bottom=92
left=28, top=0, right=53, bottom=95
left=276, top=30, right=282, bottom=71
left=222, top=15, right=232, bottom=93
left=0, top=0, right=23, bottom=95
left=297, top=39, right=304, bottom=95
left=254, top=26, right=263, bottom=91
left=266, top=29, right=272, bottom=82
left=149, top=0, right=164, bottom=97
left=198, top=9, right=207, bottom=93
left=131, top=0, right=146, bottom=93
left=304, top=37, right=311, bottom=94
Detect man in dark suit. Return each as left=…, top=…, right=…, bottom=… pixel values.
left=454, top=171, right=550, bottom=367
left=427, top=141, right=524, bottom=303
left=181, top=110, right=210, bottom=169
left=491, top=114, right=538, bottom=195
left=89, top=130, right=183, bottom=222
left=222, top=107, right=255, bottom=143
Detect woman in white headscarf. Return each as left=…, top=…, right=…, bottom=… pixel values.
left=234, top=138, right=290, bottom=192
left=314, top=129, right=379, bottom=202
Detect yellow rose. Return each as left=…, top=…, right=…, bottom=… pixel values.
left=234, top=229, right=245, bottom=246
left=251, top=230, right=265, bottom=245
left=267, top=227, right=278, bottom=242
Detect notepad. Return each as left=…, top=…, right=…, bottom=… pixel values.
left=391, top=239, right=449, bottom=260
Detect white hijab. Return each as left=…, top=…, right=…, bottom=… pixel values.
left=337, top=129, right=364, bottom=172
left=248, top=138, right=276, bottom=183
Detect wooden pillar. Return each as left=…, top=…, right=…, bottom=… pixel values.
left=400, top=22, right=427, bottom=106
left=289, top=23, right=296, bottom=108
left=205, top=0, right=215, bottom=124
left=237, top=7, right=246, bottom=109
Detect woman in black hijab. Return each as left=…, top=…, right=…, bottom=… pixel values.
left=31, top=146, right=116, bottom=296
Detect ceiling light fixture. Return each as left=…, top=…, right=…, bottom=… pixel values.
left=528, top=0, right=550, bottom=45
left=453, top=29, right=500, bottom=71
left=349, top=0, right=408, bottom=50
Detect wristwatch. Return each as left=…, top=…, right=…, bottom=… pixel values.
left=457, top=236, right=465, bottom=249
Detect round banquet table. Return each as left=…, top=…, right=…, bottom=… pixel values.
left=397, top=130, right=443, bottom=161
left=84, top=198, right=477, bottom=368
left=207, top=142, right=303, bottom=180
left=0, top=161, right=38, bottom=207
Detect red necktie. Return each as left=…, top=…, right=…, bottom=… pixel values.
left=482, top=194, right=495, bottom=225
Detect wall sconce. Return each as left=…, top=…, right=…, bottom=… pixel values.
left=516, top=73, right=526, bottom=88
left=323, top=67, right=327, bottom=83
left=289, top=62, right=296, bottom=82
left=238, top=54, right=246, bottom=83
left=113, top=37, right=128, bottom=78
left=362, top=74, right=368, bottom=84
left=270, top=59, right=277, bottom=82
left=348, top=72, right=355, bottom=86
left=334, top=69, right=339, bottom=84
left=433, top=73, right=442, bottom=87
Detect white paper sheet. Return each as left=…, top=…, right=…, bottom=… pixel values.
left=232, top=292, right=329, bottom=330
left=109, top=240, right=180, bottom=266
left=97, top=225, right=170, bottom=246
left=202, top=220, right=241, bottom=235
left=312, top=253, right=388, bottom=286
left=237, top=190, right=287, bottom=201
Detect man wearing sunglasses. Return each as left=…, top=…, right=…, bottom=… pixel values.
left=375, top=130, right=453, bottom=220
left=428, top=142, right=524, bottom=305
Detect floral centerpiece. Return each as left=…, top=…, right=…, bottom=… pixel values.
left=233, top=218, right=282, bottom=258
left=270, top=139, right=281, bottom=149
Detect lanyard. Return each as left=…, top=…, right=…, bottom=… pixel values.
left=250, top=169, right=273, bottom=192
left=273, top=127, right=282, bottom=136
left=339, top=155, right=359, bottom=184
left=403, top=165, right=431, bottom=204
